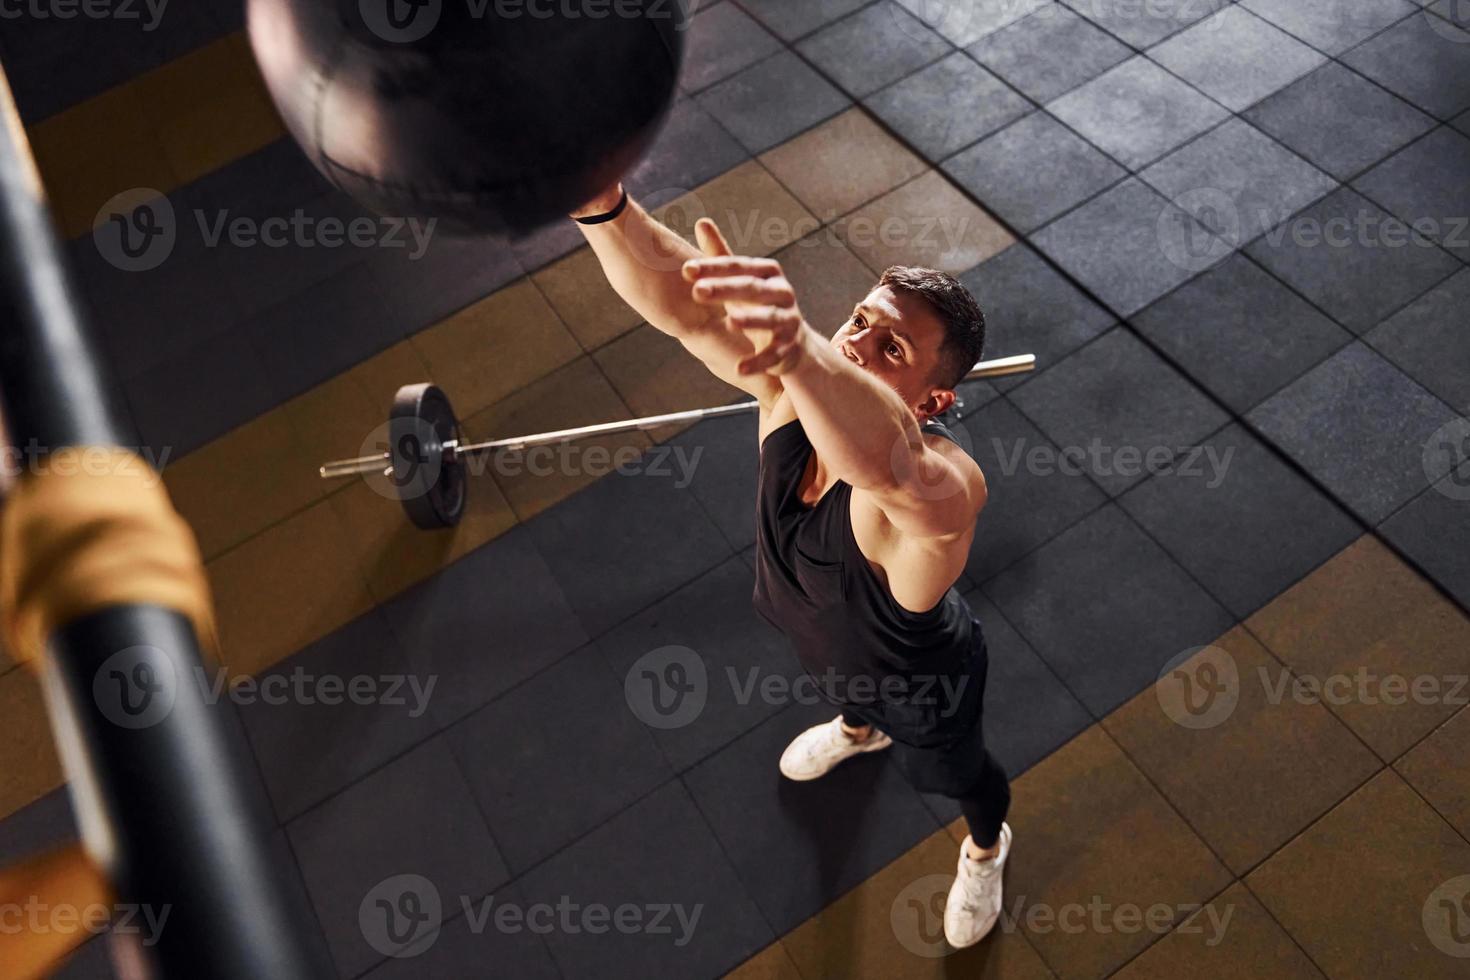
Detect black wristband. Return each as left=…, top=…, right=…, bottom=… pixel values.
left=573, top=186, right=629, bottom=225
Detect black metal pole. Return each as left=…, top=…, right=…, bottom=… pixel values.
left=0, top=68, right=331, bottom=979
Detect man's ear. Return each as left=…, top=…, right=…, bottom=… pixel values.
left=918, top=388, right=956, bottom=422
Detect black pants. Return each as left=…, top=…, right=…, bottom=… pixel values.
left=841, top=707, right=1010, bottom=848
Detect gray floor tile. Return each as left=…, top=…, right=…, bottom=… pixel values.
left=78, top=219, right=243, bottom=384
left=516, top=780, right=773, bottom=979
left=525, top=458, right=733, bottom=635
left=679, top=2, right=784, bottom=93
left=981, top=503, right=1235, bottom=716
left=738, top=0, right=873, bottom=40
left=959, top=242, right=1118, bottom=388
left=1139, top=118, right=1339, bottom=250
left=967, top=3, right=1132, bottom=104
left=697, top=51, right=852, bottom=152
left=241, top=608, right=439, bottom=824
left=1365, top=268, right=1470, bottom=410
left=287, top=737, right=509, bottom=978
left=1381, top=473, right=1470, bottom=609
left=957, top=396, right=1110, bottom=581
left=1457, top=109, right=1470, bottom=135
left=248, top=258, right=419, bottom=406
left=0, top=789, right=77, bottom=866
left=262, top=828, right=337, bottom=971
left=49, top=938, right=115, bottom=980
left=895, top=0, right=1052, bottom=46
left=2, top=1, right=224, bottom=122
left=951, top=379, right=1003, bottom=415
left=1008, top=326, right=1231, bottom=495
left=447, top=645, right=671, bottom=874
left=682, top=700, right=939, bottom=934
left=384, top=527, right=590, bottom=728
left=923, top=591, right=1092, bottom=823
left=1120, top=423, right=1361, bottom=618
left=1353, top=125, right=1470, bottom=263
left=1149, top=6, right=1326, bottom=112
left=360, top=884, right=560, bottom=980
left=1246, top=186, right=1462, bottom=333
left=210, top=190, right=378, bottom=325
left=1240, top=0, right=1418, bottom=54
left=1132, top=253, right=1352, bottom=414
left=126, top=323, right=280, bottom=460
left=943, top=110, right=1127, bottom=232
left=1046, top=56, right=1231, bottom=170
left=1341, top=12, right=1470, bottom=118
left=509, top=219, right=588, bottom=276
left=1244, top=62, right=1438, bottom=181
left=1030, top=178, right=1230, bottom=317
left=667, top=412, right=760, bottom=551
left=624, top=97, right=751, bottom=204
left=864, top=52, right=1031, bottom=161
left=1062, top=0, right=1230, bottom=47
left=798, top=1, right=953, bottom=98
left=1247, top=342, right=1461, bottom=522
left=170, top=138, right=332, bottom=221
left=970, top=592, right=1093, bottom=774
left=595, top=557, right=801, bottom=772
left=366, top=227, right=528, bottom=332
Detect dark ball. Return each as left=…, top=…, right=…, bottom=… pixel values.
left=247, top=0, right=685, bottom=236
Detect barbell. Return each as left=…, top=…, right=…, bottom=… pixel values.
left=319, top=353, right=1037, bottom=529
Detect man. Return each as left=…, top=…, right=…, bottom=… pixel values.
left=571, top=182, right=1011, bottom=948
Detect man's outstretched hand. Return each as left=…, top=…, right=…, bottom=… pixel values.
left=683, top=218, right=815, bottom=377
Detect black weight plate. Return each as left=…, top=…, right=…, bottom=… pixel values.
left=389, top=383, right=466, bottom=529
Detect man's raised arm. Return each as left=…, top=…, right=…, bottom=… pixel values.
left=571, top=185, right=782, bottom=405
left=685, top=254, right=985, bottom=541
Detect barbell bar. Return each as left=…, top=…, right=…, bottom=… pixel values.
left=320, top=353, right=1036, bottom=529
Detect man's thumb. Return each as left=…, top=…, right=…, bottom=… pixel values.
left=695, top=217, right=733, bottom=257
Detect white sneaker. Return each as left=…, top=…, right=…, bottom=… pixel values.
left=944, top=823, right=1012, bottom=949
left=778, top=715, right=892, bottom=781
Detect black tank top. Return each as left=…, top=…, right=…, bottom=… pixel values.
left=751, top=416, right=982, bottom=746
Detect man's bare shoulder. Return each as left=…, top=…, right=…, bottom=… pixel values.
left=924, top=430, right=988, bottom=506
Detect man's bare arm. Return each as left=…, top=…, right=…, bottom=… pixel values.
left=782, top=337, right=985, bottom=539
left=686, top=257, right=985, bottom=539
left=573, top=187, right=782, bottom=405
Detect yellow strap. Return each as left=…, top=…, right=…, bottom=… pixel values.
left=1, top=448, right=216, bottom=667
left=0, top=844, right=112, bottom=979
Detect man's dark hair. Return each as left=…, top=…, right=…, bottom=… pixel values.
left=877, top=266, right=986, bottom=389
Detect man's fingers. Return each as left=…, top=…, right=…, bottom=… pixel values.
left=738, top=340, right=801, bottom=376
left=694, top=217, right=733, bottom=258
left=682, top=255, right=781, bottom=282
left=727, top=306, right=803, bottom=331
left=691, top=276, right=795, bottom=307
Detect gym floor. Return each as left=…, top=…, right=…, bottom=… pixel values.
left=3, top=0, right=1470, bottom=977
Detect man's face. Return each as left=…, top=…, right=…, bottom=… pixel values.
left=830, top=285, right=955, bottom=421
